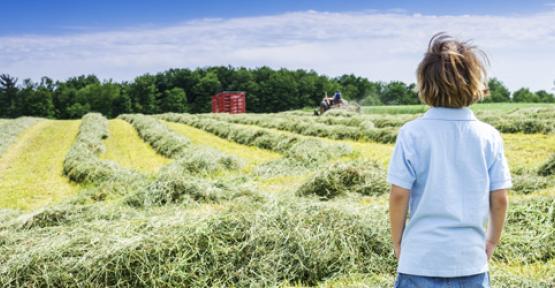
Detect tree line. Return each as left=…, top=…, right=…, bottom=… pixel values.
left=0, top=66, right=553, bottom=119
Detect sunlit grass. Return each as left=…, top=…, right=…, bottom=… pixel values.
left=328, top=139, right=393, bottom=166
left=163, top=121, right=281, bottom=171
left=0, top=120, right=80, bottom=210
left=503, top=133, right=555, bottom=172
left=258, top=175, right=308, bottom=193
left=100, top=119, right=170, bottom=174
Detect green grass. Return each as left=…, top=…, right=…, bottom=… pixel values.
left=0, top=120, right=80, bottom=210
left=503, top=133, right=555, bottom=172
left=100, top=119, right=171, bottom=174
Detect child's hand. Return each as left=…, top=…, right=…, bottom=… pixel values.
left=485, top=240, right=496, bottom=261
left=394, top=243, right=401, bottom=260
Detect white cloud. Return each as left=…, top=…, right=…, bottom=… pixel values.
left=1, top=10, right=555, bottom=91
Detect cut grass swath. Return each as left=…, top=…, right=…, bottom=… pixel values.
left=62, top=113, right=144, bottom=189
left=206, top=113, right=398, bottom=144
left=163, top=120, right=281, bottom=169
left=118, top=114, right=192, bottom=159
left=297, top=159, right=389, bottom=199
left=100, top=119, right=170, bottom=174
left=120, top=114, right=242, bottom=174
left=0, top=120, right=80, bottom=210
left=158, top=113, right=352, bottom=162
left=0, top=117, right=42, bottom=157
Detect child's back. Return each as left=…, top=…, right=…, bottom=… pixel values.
left=390, top=108, right=511, bottom=276
left=387, top=34, right=512, bottom=287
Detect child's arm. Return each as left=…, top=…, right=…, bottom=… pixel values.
left=389, top=184, right=410, bottom=260
left=486, top=189, right=509, bottom=260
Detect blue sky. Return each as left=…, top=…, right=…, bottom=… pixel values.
left=1, top=1, right=555, bottom=91
left=3, top=0, right=553, bottom=36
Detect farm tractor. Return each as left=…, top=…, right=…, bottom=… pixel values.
left=314, top=91, right=361, bottom=115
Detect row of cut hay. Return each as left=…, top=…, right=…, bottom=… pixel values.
left=298, top=110, right=416, bottom=129
left=207, top=113, right=399, bottom=144
left=317, top=106, right=555, bottom=134
left=210, top=113, right=364, bottom=140
left=251, top=137, right=354, bottom=177
left=2, top=196, right=552, bottom=287
left=124, top=167, right=260, bottom=207
left=0, top=117, right=42, bottom=156
left=123, top=156, right=253, bottom=207
left=62, top=113, right=144, bottom=188
left=0, top=199, right=394, bottom=287
left=118, top=114, right=191, bottom=158
left=297, top=159, right=389, bottom=199
left=511, top=173, right=554, bottom=194
left=117, top=114, right=250, bottom=207
left=119, top=114, right=240, bottom=172
left=495, top=197, right=555, bottom=264
left=476, top=107, right=555, bottom=134
left=157, top=113, right=352, bottom=165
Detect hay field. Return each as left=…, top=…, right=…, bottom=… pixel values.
left=0, top=104, right=553, bottom=287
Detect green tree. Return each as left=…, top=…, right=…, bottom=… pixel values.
left=76, top=82, right=120, bottom=117
left=18, top=79, right=55, bottom=117
left=158, top=87, right=188, bottom=113
left=112, top=84, right=133, bottom=116
left=536, top=90, right=555, bottom=103
left=483, top=78, right=511, bottom=102
left=512, top=88, right=539, bottom=102
left=129, top=75, right=158, bottom=114
left=0, top=74, right=20, bottom=117
left=259, top=69, right=299, bottom=112
left=229, top=67, right=261, bottom=112
left=190, top=71, right=221, bottom=113
left=53, top=85, right=78, bottom=119
left=381, top=81, right=418, bottom=105
left=66, top=102, right=91, bottom=118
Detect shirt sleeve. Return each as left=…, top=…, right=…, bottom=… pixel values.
left=488, top=132, right=512, bottom=191
left=387, top=128, right=416, bottom=190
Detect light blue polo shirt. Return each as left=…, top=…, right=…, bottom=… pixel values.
left=387, top=106, right=512, bottom=277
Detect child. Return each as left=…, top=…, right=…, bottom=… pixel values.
left=387, top=33, right=512, bottom=287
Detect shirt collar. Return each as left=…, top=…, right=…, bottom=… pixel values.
left=421, top=106, right=477, bottom=121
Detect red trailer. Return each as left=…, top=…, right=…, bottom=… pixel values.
left=211, top=91, right=246, bottom=114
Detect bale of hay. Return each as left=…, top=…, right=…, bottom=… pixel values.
left=538, top=154, right=555, bottom=176
left=297, top=160, right=389, bottom=199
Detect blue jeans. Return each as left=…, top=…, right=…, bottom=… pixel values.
left=394, top=272, right=490, bottom=288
